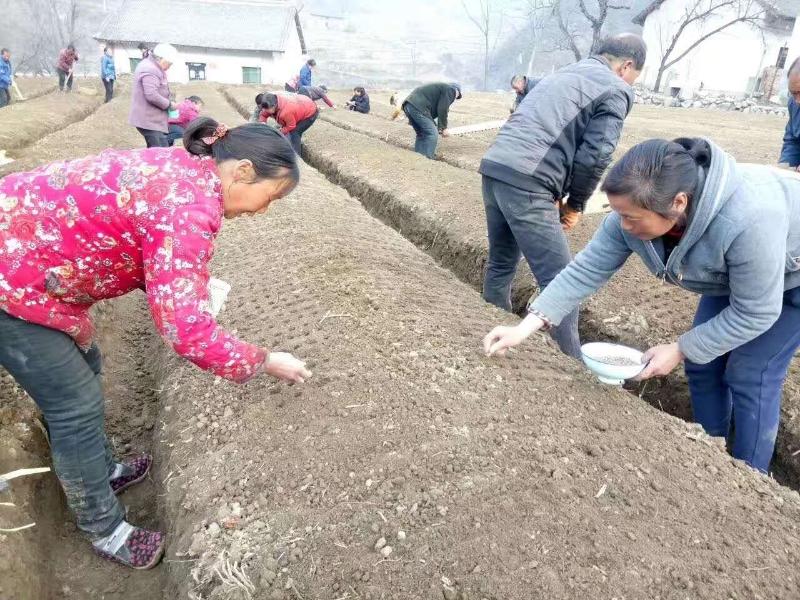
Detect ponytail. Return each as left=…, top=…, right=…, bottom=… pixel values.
left=183, top=117, right=299, bottom=183
left=601, top=137, right=711, bottom=218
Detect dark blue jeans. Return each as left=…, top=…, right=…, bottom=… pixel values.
left=136, top=127, right=169, bottom=148
left=403, top=103, right=438, bottom=159
left=288, top=110, right=319, bottom=155
left=481, top=175, right=581, bottom=359
left=685, top=287, right=800, bottom=472
left=0, top=311, right=124, bottom=539
left=167, top=123, right=184, bottom=147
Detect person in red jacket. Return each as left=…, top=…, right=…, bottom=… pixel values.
left=0, top=117, right=311, bottom=569
left=259, top=92, right=319, bottom=154
left=56, top=44, right=79, bottom=92
left=167, top=95, right=204, bottom=146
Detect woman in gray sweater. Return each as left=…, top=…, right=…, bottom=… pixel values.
left=484, top=137, right=800, bottom=473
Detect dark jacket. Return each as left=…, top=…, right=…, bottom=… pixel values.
left=512, top=77, right=539, bottom=112
left=349, top=93, right=370, bottom=114
left=403, top=83, right=458, bottom=131
left=298, top=85, right=334, bottom=107
left=780, top=97, right=800, bottom=167
left=531, top=140, right=800, bottom=364
left=480, top=56, right=633, bottom=212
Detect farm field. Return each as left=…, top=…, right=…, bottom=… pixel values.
left=2, top=82, right=800, bottom=600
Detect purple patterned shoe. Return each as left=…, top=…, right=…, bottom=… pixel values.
left=110, top=454, right=152, bottom=495
left=92, top=521, right=165, bottom=570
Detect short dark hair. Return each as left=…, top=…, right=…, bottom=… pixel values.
left=596, top=33, right=647, bottom=71
left=67, top=43, right=76, bottom=51
left=354, top=86, right=366, bottom=95
left=601, top=137, right=711, bottom=217
left=186, top=95, right=203, bottom=104
left=788, top=56, right=800, bottom=77
left=307, top=58, right=316, bottom=66
left=319, top=84, right=327, bottom=93
left=1, top=48, right=8, bottom=55
left=184, top=117, right=299, bottom=184
left=260, top=93, right=279, bottom=110
left=510, top=75, right=526, bottom=86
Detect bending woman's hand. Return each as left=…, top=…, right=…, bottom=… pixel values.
left=483, top=314, right=545, bottom=356
left=634, top=342, right=683, bottom=380
left=265, top=352, right=312, bottom=384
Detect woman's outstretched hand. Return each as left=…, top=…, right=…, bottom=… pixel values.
left=265, top=352, right=312, bottom=384
left=483, top=314, right=545, bottom=357
left=634, top=342, right=683, bottom=380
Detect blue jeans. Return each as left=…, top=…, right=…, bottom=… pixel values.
left=0, top=311, right=124, bottom=539
left=166, top=124, right=184, bottom=146
left=685, top=287, right=800, bottom=472
left=288, top=109, right=319, bottom=155
left=403, top=103, right=438, bottom=159
left=481, top=176, right=581, bottom=359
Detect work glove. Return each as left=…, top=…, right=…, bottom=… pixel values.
left=559, top=204, right=581, bottom=231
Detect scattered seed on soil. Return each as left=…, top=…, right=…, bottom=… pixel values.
left=594, top=356, right=641, bottom=367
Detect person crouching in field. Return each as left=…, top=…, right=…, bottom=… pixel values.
left=484, top=137, right=800, bottom=474
left=298, top=84, right=335, bottom=109
left=345, top=86, right=370, bottom=114
left=400, top=82, right=462, bottom=159
left=0, top=118, right=311, bottom=569
left=259, top=92, right=319, bottom=154
left=167, top=95, right=204, bottom=146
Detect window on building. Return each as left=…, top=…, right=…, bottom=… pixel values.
left=187, top=63, right=206, bottom=81
left=129, top=57, right=142, bottom=71
left=777, top=46, right=789, bottom=69
left=242, top=67, right=262, bottom=84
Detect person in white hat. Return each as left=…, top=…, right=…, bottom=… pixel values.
left=128, top=43, right=179, bottom=147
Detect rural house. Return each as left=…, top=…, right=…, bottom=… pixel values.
left=634, top=0, right=800, bottom=99
left=94, top=0, right=308, bottom=85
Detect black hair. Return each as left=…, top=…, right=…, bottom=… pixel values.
left=789, top=56, right=800, bottom=77
left=307, top=58, right=316, bottom=66
left=510, top=75, right=526, bottom=86
left=183, top=117, right=299, bottom=184
left=354, top=86, right=366, bottom=95
left=186, top=95, right=203, bottom=104
left=601, top=137, right=711, bottom=217
left=67, top=43, right=76, bottom=51
left=255, top=92, right=264, bottom=105
left=319, top=84, right=327, bottom=93
left=0, top=48, right=8, bottom=55
left=260, top=93, right=278, bottom=110
left=103, top=46, right=111, bottom=53
left=595, top=33, right=647, bottom=71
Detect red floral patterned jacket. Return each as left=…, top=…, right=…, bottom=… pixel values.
left=0, top=147, right=265, bottom=382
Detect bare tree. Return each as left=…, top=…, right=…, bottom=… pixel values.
left=641, top=0, right=766, bottom=91
left=552, top=0, right=629, bottom=61
left=461, top=0, right=506, bottom=90
left=520, top=0, right=555, bottom=73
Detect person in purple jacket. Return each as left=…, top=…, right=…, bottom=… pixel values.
left=128, top=43, right=178, bottom=148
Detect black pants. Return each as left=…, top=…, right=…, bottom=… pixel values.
left=285, top=83, right=295, bottom=92
left=57, top=68, right=73, bottom=91
left=103, top=79, right=114, bottom=103
left=288, top=110, right=318, bottom=154
left=0, top=87, right=9, bottom=108
left=136, top=127, right=169, bottom=148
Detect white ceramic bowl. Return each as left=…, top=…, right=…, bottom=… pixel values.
left=581, top=342, right=646, bottom=385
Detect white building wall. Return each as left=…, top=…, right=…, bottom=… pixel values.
left=101, top=20, right=306, bottom=85
left=640, top=0, right=795, bottom=95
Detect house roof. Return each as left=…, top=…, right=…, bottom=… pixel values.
left=633, top=0, right=799, bottom=25
left=95, top=0, right=298, bottom=52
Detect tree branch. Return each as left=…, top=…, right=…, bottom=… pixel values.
left=578, top=0, right=601, bottom=26
left=662, top=13, right=763, bottom=71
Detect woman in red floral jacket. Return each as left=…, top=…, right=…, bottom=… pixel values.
left=0, top=117, right=310, bottom=569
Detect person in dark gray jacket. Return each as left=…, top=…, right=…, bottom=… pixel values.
left=484, top=137, right=800, bottom=473
left=510, top=74, right=538, bottom=113
left=479, top=34, right=646, bottom=358
left=401, top=82, right=462, bottom=159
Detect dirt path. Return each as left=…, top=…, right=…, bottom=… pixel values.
left=0, top=89, right=167, bottom=600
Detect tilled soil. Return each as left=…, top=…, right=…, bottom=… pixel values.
left=293, top=118, right=800, bottom=489
left=152, top=157, right=800, bottom=600
left=0, top=89, right=166, bottom=600
left=3, top=77, right=58, bottom=104
left=0, top=81, right=106, bottom=156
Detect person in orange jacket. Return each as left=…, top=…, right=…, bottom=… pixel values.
left=259, top=92, right=319, bottom=154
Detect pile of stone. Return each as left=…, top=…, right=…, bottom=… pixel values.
left=634, top=87, right=788, bottom=116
